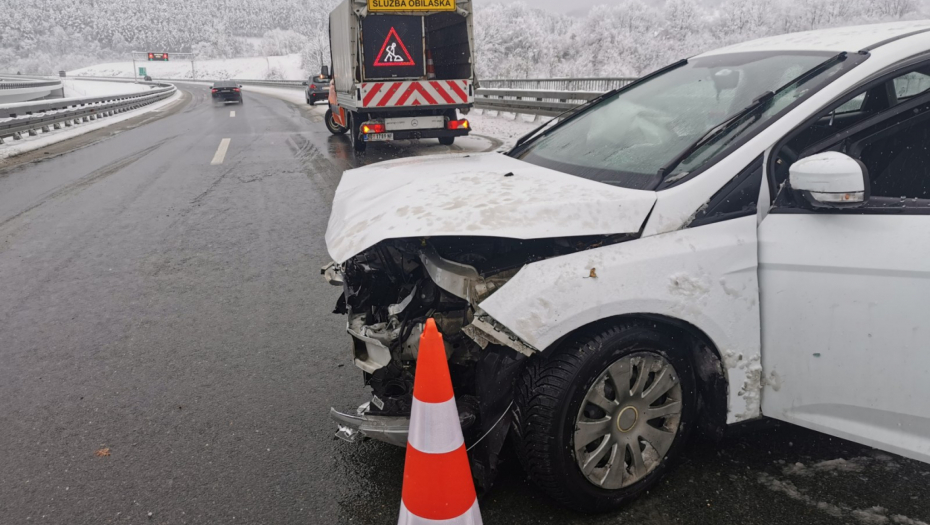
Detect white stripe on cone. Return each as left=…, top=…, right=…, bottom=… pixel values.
left=407, top=398, right=464, bottom=454
left=398, top=501, right=483, bottom=525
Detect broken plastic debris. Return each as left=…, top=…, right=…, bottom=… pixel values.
left=335, top=425, right=359, bottom=443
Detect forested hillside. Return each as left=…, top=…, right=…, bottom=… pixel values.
left=2, top=0, right=928, bottom=78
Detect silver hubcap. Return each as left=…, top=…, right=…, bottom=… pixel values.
left=573, top=352, right=683, bottom=489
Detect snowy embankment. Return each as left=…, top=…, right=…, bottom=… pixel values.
left=0, top=78, right=181, bottom=161
left=68, top=54, right=305, bottom=81
left=61, top=78, right=150, bottom=97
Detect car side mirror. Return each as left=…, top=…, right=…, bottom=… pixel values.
left=239, top=85, right=243, bottom=88
left=321, top=65, right=330, bottom=78
left=789, top=152, right=870, bottom=208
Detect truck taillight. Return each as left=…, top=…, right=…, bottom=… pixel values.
left=447, top=119, right=469, bottom=130
left=362, top=123, right=386, bottom=134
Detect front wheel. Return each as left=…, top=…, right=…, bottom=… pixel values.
left=325, top=109, right=348, bottom=135
left=513, top=322, right=696, bottom=513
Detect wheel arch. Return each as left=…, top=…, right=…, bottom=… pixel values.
left=538, top=313, right=729, bottom=439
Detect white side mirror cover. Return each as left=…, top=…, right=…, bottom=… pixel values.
left=789, top=152, right=868, bottom=206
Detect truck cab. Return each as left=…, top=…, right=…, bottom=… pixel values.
left=324, top=0, right=475, bottom=152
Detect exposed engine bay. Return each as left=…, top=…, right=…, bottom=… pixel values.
left=325, top=234, right=635, bottom=487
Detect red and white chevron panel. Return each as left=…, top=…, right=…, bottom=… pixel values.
left=360, top=80, right=473, bottom=108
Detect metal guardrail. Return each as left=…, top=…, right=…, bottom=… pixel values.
left=0, top=79, right=63, bottom=90
left=480, top=78, right=636, bottom=92
left=62, top=75, right=639, bottom=118
left=474, top=78, right=636, bottom=118
left=0, top=82, right=176, bottom=144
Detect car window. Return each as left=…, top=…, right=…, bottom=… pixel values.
left=894, top=71, right=930, bottom=100
left=854, top=113, right=930, bottom=201
left=834, top=93, right=866, bottom=114
left=772, top=61, right=930, bottom=195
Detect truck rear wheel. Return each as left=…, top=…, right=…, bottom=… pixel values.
left=512, top=321, right=696, bottom=513
left=325, top=109, right=348, bottom=135
left=439, top=136, right=455, bottom=146
left=349, top=112, right=367, bottom=153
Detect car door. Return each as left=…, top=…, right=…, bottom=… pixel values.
left=758, top=60, right=930, bottom=464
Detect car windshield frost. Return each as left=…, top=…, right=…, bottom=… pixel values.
left=515, top=51, right=855, bottom=190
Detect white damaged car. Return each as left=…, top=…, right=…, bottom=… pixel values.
left=324, top=21, right=930, bottom=512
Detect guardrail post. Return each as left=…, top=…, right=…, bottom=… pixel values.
left=27, top=129, right=38, bottom=136
left=13, top=131, right=22, bottom=140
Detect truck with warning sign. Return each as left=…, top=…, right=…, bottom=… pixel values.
left=324, top=0, right=475, bottom=152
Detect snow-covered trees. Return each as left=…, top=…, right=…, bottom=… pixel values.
left=473, top=0, right=928, bottom=79
left=1, top=0, right=929, bottom=76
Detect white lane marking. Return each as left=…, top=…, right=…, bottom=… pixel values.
left=211, top=138, right=231, bottom=165
left=230, top=110, right=236, bottom=118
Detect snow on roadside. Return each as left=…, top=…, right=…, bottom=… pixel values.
left=61, top=78, right=150, bottom=97
left=0, top=90, right=182, bottom=161
left=466, top=109, right=541, bottom=148
left=68, top=54, right=306, bottom=81
left=240, top=84, right=309, bottom=107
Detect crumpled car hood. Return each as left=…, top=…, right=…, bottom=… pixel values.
left=325, top=152, right=657, bottom=263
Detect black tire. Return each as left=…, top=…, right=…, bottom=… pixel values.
left=325, top=109, right=348, bottom=135
left=439, top=136, right=455, bottom=146
left=512, top=321, right=697, bottom=513
left=349, top=112, right=367, bottom=153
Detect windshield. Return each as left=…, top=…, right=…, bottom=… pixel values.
left=514, top=51, right=858, bottom=190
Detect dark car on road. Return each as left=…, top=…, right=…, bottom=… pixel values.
left=304, top=67, right=331, bottom=105
left=212, top=81, right=243, bottom=104
left=143, top=75, right=152, bottom=81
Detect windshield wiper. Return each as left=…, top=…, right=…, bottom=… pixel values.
left=511, top=59, right=690, bottom=153
left=657, top=91, right=774, bottom=179
left=657, top=52, right=849, bottom=180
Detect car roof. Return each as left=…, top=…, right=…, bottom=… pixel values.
left=699, top=21, right=930, bottom=57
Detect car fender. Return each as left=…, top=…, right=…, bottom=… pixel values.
left=479, top=215, right=763, bottom=423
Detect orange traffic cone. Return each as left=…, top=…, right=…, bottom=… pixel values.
left=398, top=318, right=483, bottom=525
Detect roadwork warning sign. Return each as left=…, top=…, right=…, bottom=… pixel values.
left=374, top=28, right=415, bottom=67
left=368, top=0, right=455, bottom=12
left=363, top=15, right=424, bottom=79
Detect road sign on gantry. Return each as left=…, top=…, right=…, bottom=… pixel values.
left=147, top=53, right=169, bottom=61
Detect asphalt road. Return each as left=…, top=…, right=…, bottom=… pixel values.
left=0, top=84, right=927, bottom=525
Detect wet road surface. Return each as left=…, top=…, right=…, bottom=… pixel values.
left=0, top=84, right=927, bottom=525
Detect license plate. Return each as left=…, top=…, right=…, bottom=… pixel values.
left=385, top=116, right=444, bottom=131
left=365, top=133, right=394, bottom=142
